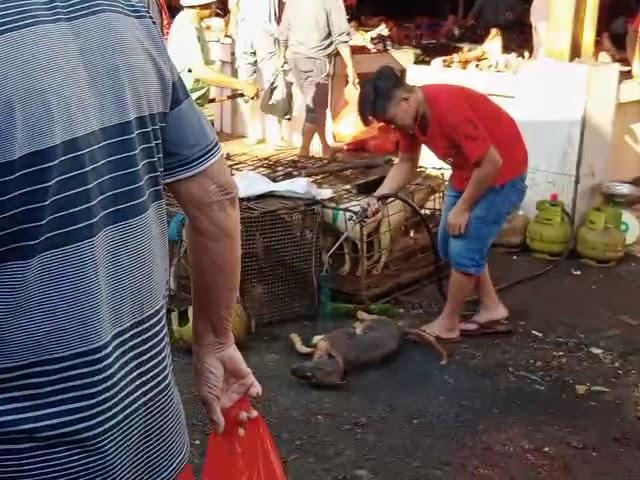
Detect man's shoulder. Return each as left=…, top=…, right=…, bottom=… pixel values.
left=422, top=84, right=476, bottom=115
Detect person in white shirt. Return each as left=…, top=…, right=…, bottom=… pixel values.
left=530, top=0, right=550, bottom=59
left=168, top=0, right=258, bottom=108
left=229, top=0, right=287, bottom=146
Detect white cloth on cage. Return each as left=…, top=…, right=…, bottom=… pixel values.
left=233, top=170, right=334, bottom=200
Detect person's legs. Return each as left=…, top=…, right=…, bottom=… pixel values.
left=311, top=77, right=335, bottom=157
left=421, top=187, right=469, bottom=339
left=465, top=176, right=527, bottom=330
left=422, top=176, right=527, bottom=339
left=236, top=33, right=263, bottom=144
left=290, top=58, right=316, bottom=156
left=422, top=269, right=477, bottom=339
left=255, top=33, right=288, bottom=147
left=291, top=57, right=334, bottom=157
left=469, top=264, right=509, bottom=323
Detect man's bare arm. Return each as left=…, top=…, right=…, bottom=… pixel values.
left=375, top=150, right=420, bottom=196
left=166, top=163, right=240, bottom=349
left=456, top=147, right=502, bottom=211
left=190, top=64, right=257, bottom=97
left=337, top=44, right=357, bottom=85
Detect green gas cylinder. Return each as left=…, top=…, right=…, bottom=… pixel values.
left=526, top=193, right=571, bottom=259
left=576, top=205, right=625, bottom=266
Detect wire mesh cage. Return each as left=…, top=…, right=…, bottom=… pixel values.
left=238, top=197, right=322, bottom=325
left=164, top=187, right=322, bottom=325
left=223, top=147, right=447, bottom=303
left=320, top=171, right=446, bottom=303
left=164, top=146, right=445, bottom=323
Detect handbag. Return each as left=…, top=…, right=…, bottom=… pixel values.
left=260, top=70, right=293, bottom=121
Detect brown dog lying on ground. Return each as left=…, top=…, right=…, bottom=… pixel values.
left=289, top=311, right=447, bottom=386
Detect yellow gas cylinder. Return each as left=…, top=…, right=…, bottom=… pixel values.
left=576, top=206, right=625, bottom=266
left=526, top=193, right=571, bottom=259
left=494, top=210, right=530, bottom=249
left=169, top=302, right=250, bottom=348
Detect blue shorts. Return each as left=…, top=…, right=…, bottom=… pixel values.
left=438, top=175, right=528, bottom=275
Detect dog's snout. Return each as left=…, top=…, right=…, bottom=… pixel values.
left=291, top=363, right=315, bottom=381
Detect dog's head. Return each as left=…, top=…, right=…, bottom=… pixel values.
left=291, top=357, right=346, bottom=387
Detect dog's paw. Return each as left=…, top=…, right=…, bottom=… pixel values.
left=339, top=265, right=351, bottom=276
left=372, top=264, right=385, bottom=275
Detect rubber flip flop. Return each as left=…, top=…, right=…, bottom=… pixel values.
left=419, top=328, right=462, bottom=344
left=460, top=319, right=513, bottom=337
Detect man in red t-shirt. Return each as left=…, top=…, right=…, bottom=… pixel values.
left=358, top=65, right=528, bottom=342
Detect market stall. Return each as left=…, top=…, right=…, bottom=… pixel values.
left=326, top=0, right=639, bottom=225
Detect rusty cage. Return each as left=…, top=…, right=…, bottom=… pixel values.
left=225, top=148, right=446, bottom=307
left=164, top=145, right=445, bottom=325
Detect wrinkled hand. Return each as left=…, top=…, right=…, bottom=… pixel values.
left=447, top=204, right=470, bottom=236
left=361, top=196, right=382, bottom=219
left=193, top=344, right=262, bottom=434
left=241, top=81, right=260, bottom=101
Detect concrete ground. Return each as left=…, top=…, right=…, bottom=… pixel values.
left=173, top=251, right=640, bottom=479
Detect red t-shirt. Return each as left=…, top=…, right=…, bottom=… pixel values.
left=399, top=84, right=528, bottom=192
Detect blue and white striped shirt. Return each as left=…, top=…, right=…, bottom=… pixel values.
left=0, top=1, right=222, bottom=478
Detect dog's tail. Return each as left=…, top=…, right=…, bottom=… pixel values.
left=404, top=329, right=448, bottom=365
left=289, top=333, right=316, bottom=355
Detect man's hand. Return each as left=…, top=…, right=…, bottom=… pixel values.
left=361, top=197, right=382, bottom=218
left=193, top=344, right=262, bottom=434
left=240, top=81, right=260, bottom=100
left=447, top=203, right=471, bottom=236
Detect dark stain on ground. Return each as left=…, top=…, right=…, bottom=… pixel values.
left=172, top=252, right=640, bottom=479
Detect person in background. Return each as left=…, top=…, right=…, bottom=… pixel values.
left=598, top=0, right=639, bottom=67
left=466, top=0, right=527, bottom=30
left=358, top=66, right=528, bottom=342
left=168, top=0, right=258, bottom=109
left=145, top=0, right=172, bottom=38
left=278, top=0, right=358, bottom=158
left=529, top=0, right=550, bottom=59
left=630, top=10, right=640, bottom=76
left=0, top=1, right=260, bottom=479
left=229, top=0, right=288, bottom=146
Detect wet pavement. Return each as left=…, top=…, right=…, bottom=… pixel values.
left=173, top=251, right=640, bottom=479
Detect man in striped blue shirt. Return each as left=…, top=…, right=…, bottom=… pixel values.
left=0, top=1, right=260, bottom=479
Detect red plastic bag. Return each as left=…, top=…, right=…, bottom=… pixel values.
left=202, top=398, right=287, bottom=480
left=177, top=464, right=195, bottom=480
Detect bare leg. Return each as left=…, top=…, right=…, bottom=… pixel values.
left=319, top=118, right=335, bottom=159
left=421, top=269, right=477, bottom=339
left=476, top=265, right=508, bottom=313
left=312, top=78, right=338, bottom=158
left=299, top=123, right=316, bottom=157
left=458, top=265, right=510, bottom=331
